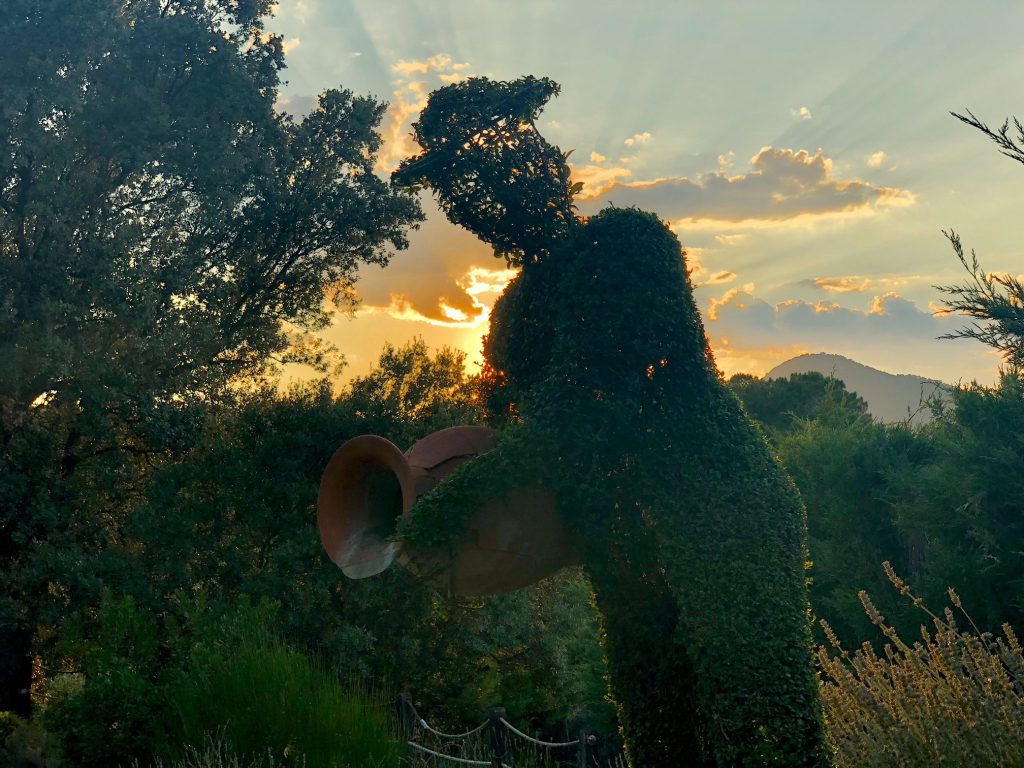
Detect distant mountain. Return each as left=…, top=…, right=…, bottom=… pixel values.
left=766, top=353, right=952, bottom=424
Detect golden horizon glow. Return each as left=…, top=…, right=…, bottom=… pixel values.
left=267, top=4, right=1021, bottom=387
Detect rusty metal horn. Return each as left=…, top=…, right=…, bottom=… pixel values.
left=317, top=426, right=581, bottom=596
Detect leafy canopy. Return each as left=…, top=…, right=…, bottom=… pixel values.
left=0, top=0, right=421, bottom=714
left=0, top=0, right=422, bottom=425
left=393, top=76, right=578, bottom=265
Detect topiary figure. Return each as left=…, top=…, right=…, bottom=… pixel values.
left=393, top=76, right=830, bottom=768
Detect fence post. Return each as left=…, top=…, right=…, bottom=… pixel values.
left=397, top=692, right=415, bottom=748
left=488, top=706, right=508, bottom=768
left=576, top=729, right=587, bottom=768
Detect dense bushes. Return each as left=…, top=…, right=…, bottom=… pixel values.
left=730, top=370, right=1024, bottom=650
left=0, top=341, right=613, bottom=766
left=45, top=597, right=401, bottom=768
left=6, top=339, right=1022, bottom=767
left=171, top=612, right=401, bottom=768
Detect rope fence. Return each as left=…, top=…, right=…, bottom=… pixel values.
left=419, top=717, right=488, bottom=740
left=398, top=692, right=593, bottom=768
left=406, top=741, right=503, bottom=766
left=499, top=717, right=580, bottom=749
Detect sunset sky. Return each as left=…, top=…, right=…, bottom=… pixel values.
left=269, top=0, right=1024, bottom=385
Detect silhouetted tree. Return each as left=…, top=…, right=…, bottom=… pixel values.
left=0, top=0, right=420, bottom=714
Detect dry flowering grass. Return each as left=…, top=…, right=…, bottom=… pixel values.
left=818, top=562, right=1024, bottom=767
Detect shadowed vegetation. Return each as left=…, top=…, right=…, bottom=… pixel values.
left=3, top=4, right=1024, bottom=767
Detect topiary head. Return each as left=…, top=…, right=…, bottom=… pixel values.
left=393, top=75, right=581, bottom=265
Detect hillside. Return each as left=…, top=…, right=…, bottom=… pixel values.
left=767, top=353, right=951, bottom=424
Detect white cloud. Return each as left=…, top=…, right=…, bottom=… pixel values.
left=792, top=106, right=813, bottom=121
left=866, top=151, right=888, bottom=168
left=624, top=131, right=652, bottom=147
left=590, top=151, right=606, bottom=163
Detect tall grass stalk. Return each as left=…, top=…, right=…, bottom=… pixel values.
left=148, top=734, right=277, bottom=768
left=819, top=561, right=1024, bottom=767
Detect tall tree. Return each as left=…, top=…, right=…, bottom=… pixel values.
left=0, top=0, right=421, bottom=713
left=345, top=340, right=484, bottom=443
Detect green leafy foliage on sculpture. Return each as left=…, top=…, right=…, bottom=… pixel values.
left=393, top=76, right=830, bottom=767
left=393, top=76, right=578, bottom=265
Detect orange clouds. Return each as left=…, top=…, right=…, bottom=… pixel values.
left=358, top=263, right=517, bottom=329
left=570, top=162, right=633, bottom=199
left=371, top=265, right=519, bottom=328
left=702, top=270, right=737, bottom=286
left=352, top=194, right=517, bottom=329
left=375, top=54, right=471, bottom=174
left=707, top=283, right=757, bottom=320
left=680, top=247, right=737, bottom=289
left=317, top=58, right=939, bottom=384
left=581, top=146, right=915, bottom=229
left=810, top=275, right=921, bottom=293
left=570, top=129, right=654, bottom=199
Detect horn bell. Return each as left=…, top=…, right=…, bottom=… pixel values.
left=317, top=426, right=582, bottom=596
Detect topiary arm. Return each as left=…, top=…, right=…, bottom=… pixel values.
left=394, top=426, right=556, bottom=548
